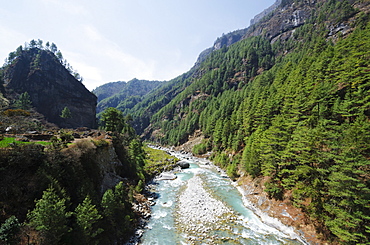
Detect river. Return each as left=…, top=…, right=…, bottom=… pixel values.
left=138, top=149, right=308, bottom=245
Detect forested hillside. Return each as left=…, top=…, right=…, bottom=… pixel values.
left=93, top=78, right=162, bottom=116
left=0, top=125, right=147, bottom=244
left=120, top=0, right=370, bottom=243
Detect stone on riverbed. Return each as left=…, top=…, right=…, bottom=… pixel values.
left=156, top=172, right=177, bottom=180
left=177, top=160, right=190, bottom=169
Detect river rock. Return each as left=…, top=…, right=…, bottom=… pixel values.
left=177, top=160, right=190, bottom=169
left=156, top=172, right=177, bottom=180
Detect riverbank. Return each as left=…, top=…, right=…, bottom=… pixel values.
left=130, top=145, right=318, bottom=244
left=172, top=144, right=323, bottom=244
left=236, top=175, right=325, bottom=245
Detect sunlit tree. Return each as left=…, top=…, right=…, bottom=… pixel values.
left=27, top=186, right=71, bottom=244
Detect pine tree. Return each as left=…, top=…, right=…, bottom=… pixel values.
left=15, top=92, right=32, bottom=110
left=60, top=106, right=72, bottom=119
left=75, top=196, right=103, bottom=244
left=101, top=107, right=125, bottom=132
left=27, top=186, right=71, bottom=244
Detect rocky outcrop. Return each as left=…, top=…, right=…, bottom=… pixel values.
left=244, top=0, right=314, bottom=42
left=192, top=0, right=305, bottom=67
left=213, top=29, right=249, bottom=51
left=250, top=0, right=282, bottom=26
left=3, top=48, right=97, bottom=128
left=94, top=143, right=126, bottom=194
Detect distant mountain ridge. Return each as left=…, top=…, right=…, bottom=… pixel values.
left=93, top=81, right=127, bottom=102
left=93, top=78, right=162, bottom=115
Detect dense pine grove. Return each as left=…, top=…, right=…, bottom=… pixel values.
left=120, top=1, right=370, bottom=243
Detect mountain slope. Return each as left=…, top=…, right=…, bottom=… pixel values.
left=93, top=81, right=127, bottom=101
left=2, top=45, right=97, bottom=128
left=124, top=0, right=370, bottom=243
left=93, top=78, right=162, bottom=115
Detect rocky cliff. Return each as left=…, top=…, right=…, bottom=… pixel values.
left=3, top=48, right=97, bottom=128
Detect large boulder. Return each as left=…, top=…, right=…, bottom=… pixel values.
left=178, top=160, right=190, bottom=169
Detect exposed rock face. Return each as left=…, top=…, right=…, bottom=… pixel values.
left=244, top=0, right=314, bottom=42
left=3, top=48, right=97, bottom=128
left=193, top=0, right=303, bottom=66
left=213, top=29, right=249, bottom=51
left=250, top=0, right=282, bottom=26
left=94, top=143, right=126, bottom=194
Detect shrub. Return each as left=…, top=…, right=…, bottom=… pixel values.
left=74, top=139, right=96, bottom=154
left=92, top=139, right=109, bottom=148
left=192, top=142, right=207, bottom=155
left=2, top=109, right=30, bottom=117
left=226, top=162, right=239, bottom=180
left=0, top=216, right=21, bottom=245
left=264, top=181, right=283, bottom=200
left=59, top=130, right=74, bottom=143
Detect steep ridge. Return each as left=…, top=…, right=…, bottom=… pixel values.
left=2, top=47, right=97, bottom=128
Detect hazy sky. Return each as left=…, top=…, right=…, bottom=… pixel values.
left=0, top=0, right=276, bottom=90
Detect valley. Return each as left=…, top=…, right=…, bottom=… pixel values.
left=1, top=0, right=370, bottom=244
left=138, top=147, right=309, bottom=244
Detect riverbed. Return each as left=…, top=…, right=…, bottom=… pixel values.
left=138, top=149, right=308, bottom=244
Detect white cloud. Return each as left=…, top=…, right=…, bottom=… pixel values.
left=61, top=24, right=162, bottom=90
left=104, top=44, right=157, bottom=78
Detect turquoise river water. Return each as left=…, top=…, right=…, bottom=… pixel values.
left=139, top=150, right=308, bottom=245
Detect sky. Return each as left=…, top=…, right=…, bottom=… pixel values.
left=0, top=0, right=276, bottom=91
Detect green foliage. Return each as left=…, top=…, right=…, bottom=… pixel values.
left=226, top=162, right=239, bottom=180
left=0, top=137, right=17, bottom=148
left=94, top=79, right=162, bottom=115
left=128, top=139, right=145, bottom=178
left=101, top=182, right=134, bottom=242
left=1, top=1, right=369, bottom=243
left=27, top=186, right=71, bottom=244
left=59, top=130, right=74, bottom=143
left=0, top=128, right=146, bottom=243
left=0, top=137, right=51, bottom=148
left=212, top=152, right=229, bottom=168
left=0, top=216, right=20, bottom=245
left=116, top=2, right=370, bottom=243
left=2, top=39, right=82, bottom=80
left=60, top=106, right=72, bottom=119
left=143, top=145, right=179, bottom=178
left=264, top=181, right=283, bottom=200
left=14, top=92, right=32, bottom=110
left=192, top=142, right=208, bottom=155
left=75, top=196, right=103, bottom=244
left=100, top=107, right=125, bottom=132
